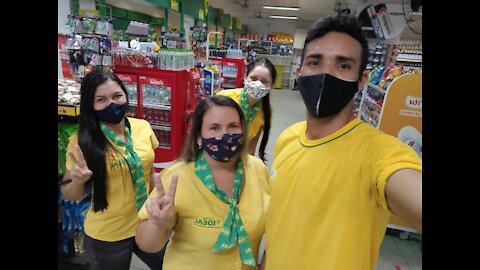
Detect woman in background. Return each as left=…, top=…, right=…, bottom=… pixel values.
left=217, top=58, right=276, bottom=162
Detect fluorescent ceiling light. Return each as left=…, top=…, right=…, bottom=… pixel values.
left=263, top=6, right=300, bottom=11
left=269, top=15, right=298, bottom=20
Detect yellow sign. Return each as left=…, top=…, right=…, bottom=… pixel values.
left=378, top=71, right=422, bottom=136
left=204, top=0, right=209, bottom=16
left=79, top=9, right=99, bottom=18
left=199, top=9, right=204, bottom=20
left=218, top=8, right=223, bottom=21
left=58, top=105, right=81, bottom=116
left=235, top=17, right=242, bottom=30
left=171, top=0, right=179, bottom=12
left=229, top=16, right=233, bottom=30
left=168, top=26, right=180, bottom=33
left=377, top=70, right=422, bottom=232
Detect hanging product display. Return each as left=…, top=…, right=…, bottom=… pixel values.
left=64, top=15, right=114, bottom=79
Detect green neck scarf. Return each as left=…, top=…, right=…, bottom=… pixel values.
left=194, top=152, right=256, bottom=267
left=100, top=120, right=147, bottom=212
left=240, top=89, right=261, bottom=126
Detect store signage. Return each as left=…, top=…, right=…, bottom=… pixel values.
left=117, top=74, right=133, bottom=82
left=171, top=0, right=179, bottom=12
left=79, top=9, right=100, bottom=18
left=149, top=79, right=165, bottom=86
left=204, top=0, right=209, bottom=16
left=405, top=96, right=422, bottom=109
left=199, top=9, right=204, bottom=20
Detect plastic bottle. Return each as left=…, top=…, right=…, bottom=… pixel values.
left=158, top=86, right=165, bottom=104
left=159, top=50, right=165, bottom=70
left=165, top=50, right=172, bottom=70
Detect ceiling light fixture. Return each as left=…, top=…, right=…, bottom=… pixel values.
left=269, top=15, right=298, bottom=20
left=263, top=6, right=300, bottom=11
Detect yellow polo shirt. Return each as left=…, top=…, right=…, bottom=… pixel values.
left=138, top=155, right=270, bottom=270
left=66, top=117, right=159, bottom=242
left=266, top=118, right=422, bottom=270
left=217, top=88, right=271, bottom=143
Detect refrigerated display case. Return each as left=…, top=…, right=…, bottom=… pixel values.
left=114, top=66, right=193, bottom=172
left=210, top=56, right=245, bottom=89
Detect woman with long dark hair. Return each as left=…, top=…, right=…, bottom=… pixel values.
left=60, top=69, right=165, bottom=270
left=135, top=95, right=270, bottom=270
left=217, top=57, right=276, bottom=163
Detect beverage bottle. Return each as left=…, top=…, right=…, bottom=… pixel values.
left=166, top=50, right=172, bottom=70
left=165, top=131, right=170, bottom=147
left=164, top=110, right=170, bottom=125
left=159, top=109, right=165, bottom=124
left=157, top=86, right=165, bottom=105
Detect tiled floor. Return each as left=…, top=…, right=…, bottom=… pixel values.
left=129, top=88, right=422, bottom=270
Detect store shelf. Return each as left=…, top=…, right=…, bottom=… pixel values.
left=396, top=58, right=422, bottom=62
left=150, top=124, right=171, bottom=131
left=223, top=83, right=237, bottom=88
left=142, top=102, right=171, bottom=110
left=58, top=104, right=80, bottom=116
left=367, top=83, right=386, bottom=95
left=359, top=111, right=377, bottom=127
left=365, top=96, right=382, bottom=109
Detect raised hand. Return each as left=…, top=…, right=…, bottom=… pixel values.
left=67, top=144, right=93, bottom=185
left=145, top=174, right=178, bottom=229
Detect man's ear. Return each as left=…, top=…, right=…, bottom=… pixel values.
left=295, top=65, right=301, bottom=80
left=357, top=70, right=369, bottom=90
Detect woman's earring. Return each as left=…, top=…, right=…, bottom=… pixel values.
left=198, top=144, right=202, bottom=149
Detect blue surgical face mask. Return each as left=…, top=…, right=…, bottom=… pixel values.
left=201, top=133, right=244, bottom=162
left=297, top=73, right=359, bottom=118
left=94, top=102, right=128, bottom=124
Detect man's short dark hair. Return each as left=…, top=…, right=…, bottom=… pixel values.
left=301, top=14, right=369, bottom=77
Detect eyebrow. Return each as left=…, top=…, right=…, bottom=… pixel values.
left=207, top=121, right=241, bottom=126
left=305, top=54, right=357, bottom=64
left=95, top=91, right=123, bottom=98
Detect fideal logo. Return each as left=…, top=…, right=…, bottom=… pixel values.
left=110, top=159, right=127, bottom=170
left=193, top=217, right=222, bottom=228
left=405, top=96, right=422, bottom=110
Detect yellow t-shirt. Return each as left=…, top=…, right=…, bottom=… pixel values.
left=66, top=117, right=159, bottom=242
left=217, top=88, right=270, bottom=143
left=138, top=155, right=270, bottom=270
left=266, top=118, right=422, bottom=270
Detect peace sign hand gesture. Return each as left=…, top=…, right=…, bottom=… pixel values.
left=67, top=144, right=93, bottom=185
left=145, top=173, right=178, bottom=229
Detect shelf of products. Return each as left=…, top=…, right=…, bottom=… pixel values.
left=64, top=15, right=113, bottom=79
left=358, top=82, right=385, bottom=128
left=58, top=79, right=81, bottom=116
left=160, top=31, right=186, bottom=49
left=366, top=39, right=422, bottom=72
left=256, top=54, right=293, bottom=88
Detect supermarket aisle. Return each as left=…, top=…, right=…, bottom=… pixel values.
left=129, top=88, right=422, bottom=270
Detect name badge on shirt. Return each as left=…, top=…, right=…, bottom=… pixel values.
left=193, top=217, right=222, bottom=229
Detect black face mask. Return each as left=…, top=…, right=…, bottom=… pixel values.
left=297, top=73, right=359, bottom=118
left=94, top=102, right=128, bottom=124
